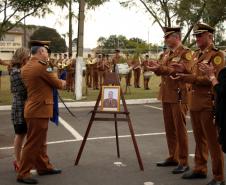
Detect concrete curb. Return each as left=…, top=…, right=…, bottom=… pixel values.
left=0, top=98, right=160, bottom=111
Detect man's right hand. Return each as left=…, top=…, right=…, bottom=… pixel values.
left=170, top=63, right=185, bottom=73
left=146, top=61, right=160, bottom=71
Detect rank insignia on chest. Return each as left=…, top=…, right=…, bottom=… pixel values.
left=46, top=67, right=53, bottom=72
left=213, top=56, right=222, bottom=65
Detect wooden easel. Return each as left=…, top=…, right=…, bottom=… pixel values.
left=74, top=72, right=144, bottom=170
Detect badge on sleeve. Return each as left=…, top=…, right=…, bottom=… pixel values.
left=46, top=67, right=53, bottom=72
left=185, top=52, right=192, bottom=61
left=213, top=56, right=222, bottom=65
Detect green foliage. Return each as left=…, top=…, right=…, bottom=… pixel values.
left=97, top=35, right=151, bottom=53
left=30, top=27, right=67, bottom=53
left=54, top=0, right=109, bottom=9
left=0, top=0, right=109, bottom=39
left=120, top=0, right=226, bottom=44
left=0, top=0, right=52, bottom=38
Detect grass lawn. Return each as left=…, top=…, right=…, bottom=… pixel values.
left=0, top=72, right=161, bottom=105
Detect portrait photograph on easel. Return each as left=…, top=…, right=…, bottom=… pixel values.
left=101, top=86, right=120, bottom=111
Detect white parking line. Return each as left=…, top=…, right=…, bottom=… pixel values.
left=144, top=105, right=163, bottom=110
left=59, top=117, right=83, bottom=140
left=144, top=105, right=191, bottom=119
left=0, top=130, right=193, bottom=150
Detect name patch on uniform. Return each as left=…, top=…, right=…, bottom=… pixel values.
left=213, top=56, right=222, bottom=65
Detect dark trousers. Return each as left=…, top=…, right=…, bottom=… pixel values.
left=17, top=118, right=53, bottom=179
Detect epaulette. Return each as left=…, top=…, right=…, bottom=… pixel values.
left=212, top=46, right=219, bottom=51
left=182, top=45, right=190, bottom=50
left=39, top=60, right=48, bottom=65
left=194, top=48, right=200, bottom=52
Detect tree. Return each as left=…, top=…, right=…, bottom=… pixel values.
left=120, top=0, right=226, bottom=44
left=0, top=0, right=52, bottom=38
left=96, top=35, right=150, bottom=53
left=30, top=26, right=67, bottom=53
left=54, top=0, right=109, bottom=56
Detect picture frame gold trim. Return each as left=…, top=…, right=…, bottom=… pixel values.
left=101, top=86, right=120, bottom=111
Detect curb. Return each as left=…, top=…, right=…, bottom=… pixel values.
left=0, top=98, right=160, bottom=111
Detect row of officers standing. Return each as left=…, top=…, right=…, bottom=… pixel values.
left=85, top=51, right=154, bottom=90
left=148, top=23, right=225, bottom=185
left=49, top=53, right=75, bottom=92
left=49, top=51, right=154, bottom=91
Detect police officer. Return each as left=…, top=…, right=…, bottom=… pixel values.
left=142, top=54, right=153, bottom=90
left=17, top=40, right=66, bottom=184
left=148, top=27, right=192, bottom=174
left=174, top=23, right=225, bottom=185
left=86, top=54, right=93, bottom=87
left=131, top=53, right=141, bottom=88
left=112, top=49, right=121, bottom=72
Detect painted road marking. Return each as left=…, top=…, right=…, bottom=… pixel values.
left=0, top=130, right=193, bottom=150
left=59, top=117, right=83, bottom=140
left=189, top=154, right=195, bottom=157
left=144, top=105, right=191, bottom=119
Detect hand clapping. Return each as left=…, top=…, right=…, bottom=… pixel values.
left=147, top=60, right=160, bottom=71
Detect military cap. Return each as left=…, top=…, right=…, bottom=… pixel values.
left=193, top=23, right=215, bottom=35
left=29, top=40, right=51, bottom=53
left=163, top=27, right=181, bottom=37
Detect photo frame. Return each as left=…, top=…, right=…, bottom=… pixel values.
left=101, top=86, right=120, bottom=111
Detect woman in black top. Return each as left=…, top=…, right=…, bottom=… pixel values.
left=199, top=62, right=226, bottom=153
left=9, top=48, right=30, bottom=171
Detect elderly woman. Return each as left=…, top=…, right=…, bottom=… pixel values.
left=199, top=62, right=226, bottom=153
left=9, top=48, right=30, bottom=171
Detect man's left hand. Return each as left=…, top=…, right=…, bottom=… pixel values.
left=170, top=63, right=185, bottom=73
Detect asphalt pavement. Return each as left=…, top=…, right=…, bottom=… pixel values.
left=0, top=103, right=224, bottom=185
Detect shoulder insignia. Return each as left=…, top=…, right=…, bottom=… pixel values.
left=213, top=56, right=222, bottom=65
left=212, top=46, right=219, bottom=51
left=182, top=45, right=189, bottom=50
left=39, top=60, right=47, bottom=65
left=185, top=52, right=192, bottom=61
left=195, top=48, right=200, bottom=52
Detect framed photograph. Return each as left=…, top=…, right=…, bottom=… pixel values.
left=101, top=86, right=120, bottom=111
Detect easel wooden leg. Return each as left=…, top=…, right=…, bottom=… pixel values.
left=127, top=115, right=144, bottom=171
left=75, top=116, right=94, bottom=165
left=114, top=113, right=120, bottom=158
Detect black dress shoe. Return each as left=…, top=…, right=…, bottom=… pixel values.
left=156, top=160, right=178, bottom=167
left=38, top=168, right=62, bottom=176
left=207, top=179, right=225, bottom=185
left=17, top=177, right=38, bottom=184
left=182, top=170, right=207, bottom=179
left=172, top=165, right=189, bottom=174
